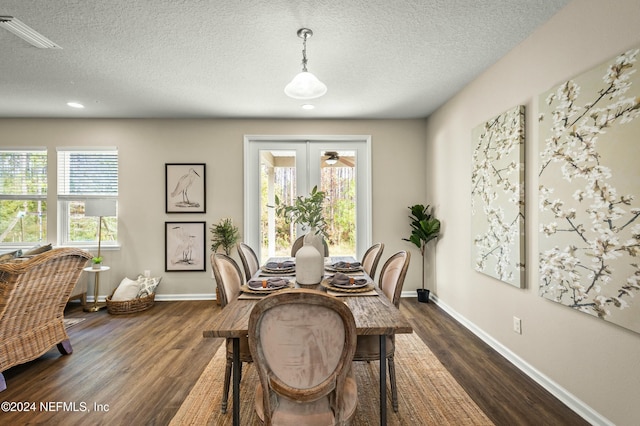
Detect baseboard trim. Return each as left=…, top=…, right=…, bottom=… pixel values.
left=87, top=294, right=216, bottom=303
left=155, top=293, right=216, bottom=301
left=428, top=293, right=612, bottom=426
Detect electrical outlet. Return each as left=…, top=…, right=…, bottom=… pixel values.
left=513, top=316, right=522, bottom=334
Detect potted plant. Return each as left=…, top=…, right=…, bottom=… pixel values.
left=273, top=186, right=328, bottom=285
left=210, top=218, right=240, bottom=255
left=403, top=204, right=440, bottom=303
left=273, top=185, right=328, bottom=240
left=91, top=256, right=103, bottom=270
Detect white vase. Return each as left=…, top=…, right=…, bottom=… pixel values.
left=296, top=236, right=323, bottom=286
left=305, top=230, right=325, bottom=259
left=306, top=228, right=327, bottom=272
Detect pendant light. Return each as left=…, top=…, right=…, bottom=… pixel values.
left=284, top=28, right=327, bottom=100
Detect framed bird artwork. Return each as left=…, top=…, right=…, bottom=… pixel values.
left=165, top=163, right=206, bottom=213
left=165, top=221, right=206, bottom=271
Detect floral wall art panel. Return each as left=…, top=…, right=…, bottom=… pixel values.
left=471, top=105, right=525, bottom=288
left=538, top=47, right=640, bottom=334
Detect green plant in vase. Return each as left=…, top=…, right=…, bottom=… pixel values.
left=273, top=185, right=328, bottom=239
left=273, top=186, right=328, bottom=285
left=210, top=218, right=240, bottom=255
left=403, top=204, right=440, bottom=303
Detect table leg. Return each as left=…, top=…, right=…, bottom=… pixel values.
left=379, top=334, right=387, bottom=425
left=233, top=338, right=240, bottom=426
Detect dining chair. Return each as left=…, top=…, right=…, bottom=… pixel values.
left=237, top=242, right=260, bottom=282
left=290, top=234, right=329, bottom=257
left=210, top=253, right=253, bottom=414
left=360, top=242, right=384, bottom=281
left=248, top=289, right=358, bottom=425
left=353, top=250, right=410, bottom=413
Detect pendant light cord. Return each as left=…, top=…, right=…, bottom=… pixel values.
left=301, top=32, right=308, bottom=72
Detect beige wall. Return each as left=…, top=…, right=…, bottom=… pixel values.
left=0, top=118, right=427, bottom=297
left=425, top=0, right=640, bottom=424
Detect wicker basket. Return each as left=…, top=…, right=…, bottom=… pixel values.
left=106, top=292, right=155, bottom=315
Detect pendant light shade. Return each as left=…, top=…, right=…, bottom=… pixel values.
left=285, top=71, right=327, bottom=99
left=284, top=28, right=327, bottom=100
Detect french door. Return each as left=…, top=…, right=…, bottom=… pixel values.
left=244, top=136, right=371, bottom=263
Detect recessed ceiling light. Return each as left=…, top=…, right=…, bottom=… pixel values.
left=301, top=104, right=315, bottom=110
left=67, top=102, right=85, bottom=109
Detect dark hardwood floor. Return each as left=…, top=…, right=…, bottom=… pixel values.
left=0, top=299, right=588, bottom=425
left=401, top=299, right=588, bottom=426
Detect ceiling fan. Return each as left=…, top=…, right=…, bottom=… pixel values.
left=322, top=151, right=355, bottom=167
left=324, top=151, right=339, bottom=165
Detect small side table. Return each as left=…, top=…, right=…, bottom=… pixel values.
left=83, top=265, right=110, bottom=312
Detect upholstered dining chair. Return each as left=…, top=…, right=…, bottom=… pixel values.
left=237, top=242, right=260, bottom=282
left=210, top=253, right=253, bottom=414
left=353, top=250, right=410, bottom=413
left=290, top=234, right=329, bottom=257
left=360, top=242, right=384, bottom=281
left=248, top=289, right=358, bottom=425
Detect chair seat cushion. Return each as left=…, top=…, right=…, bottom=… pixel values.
left=353, top=335, right=394, bottom=361
left=254, top=367, right=358, bottom=425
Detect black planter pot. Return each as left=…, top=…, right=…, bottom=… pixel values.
left=417, top=288, right=430, bottom=303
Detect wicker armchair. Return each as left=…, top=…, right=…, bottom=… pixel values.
left=0, top=247, right=92, bottom=392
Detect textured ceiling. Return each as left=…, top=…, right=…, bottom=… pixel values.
left=0, top=0, right=569, bottom=119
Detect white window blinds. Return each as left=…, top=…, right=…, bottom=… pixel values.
left=57, top=148, right=118, bottom=198
left=0, top=149, right=47, bottom=198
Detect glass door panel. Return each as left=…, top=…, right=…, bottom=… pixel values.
left=259, top=149, right=298, bottom=261
left=309, top=141, right=369, bottom=259
left=319, top=150, right=356, bottom=256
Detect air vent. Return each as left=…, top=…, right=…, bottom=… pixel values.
left=0, top=16, right=62, bottom=49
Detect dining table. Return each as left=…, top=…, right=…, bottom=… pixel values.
left=203, top=256, right=413, bottom=426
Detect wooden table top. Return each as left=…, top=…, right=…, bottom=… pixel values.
left=204, top=256, right=413, bottom=339
left=203, top=287, right=413, bottom=339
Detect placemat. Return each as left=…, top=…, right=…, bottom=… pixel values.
left=240, top=280, right=294, bottom=294
left=320, top=279, right=375, bottom=293
left=327, top=289, right=378, bottom=297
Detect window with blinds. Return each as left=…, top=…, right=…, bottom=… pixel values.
left=57, top=149, right=118, bottom=197
left=0, top=149, right=48, bottom=245
left=57, top=148, right=118, bottom=245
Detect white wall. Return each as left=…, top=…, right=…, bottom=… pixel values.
left=0, top=118, right=427, bottom=298
left=425, top=1, right=640, bottom=424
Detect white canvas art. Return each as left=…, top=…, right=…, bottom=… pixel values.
left=471, top=105, right=525, bottom=287
left=538, top=47, right=640, bottom=334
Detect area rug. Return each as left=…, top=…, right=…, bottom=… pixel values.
left=170, top=332, right=493, bottom=425
left=63, top=318, right=85, bottom=329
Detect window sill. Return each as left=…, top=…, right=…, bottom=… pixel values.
left=61, top=243, right=121, bottom=252
left=0, top=243, right=121, bottom=252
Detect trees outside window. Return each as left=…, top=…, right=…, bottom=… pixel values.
left=0, top=150, right=47, bottom=244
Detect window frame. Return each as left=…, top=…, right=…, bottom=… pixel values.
left=244, top=135, right=372, bottom=261
left=56, top=147, right=119, bottom=248
left=0, top=148, right=48, bottom=248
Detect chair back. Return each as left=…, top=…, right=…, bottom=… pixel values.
left=248, top=289, right=357, bottom=424
left=0, top=247, right=92, bottom=380
left=361, top=242, right=384, bottom=280
left=291, top=234, right=329, bottom=257
left=211, top=253, right=244, bottom=307
left=378, top=251, right=411, bottom=307
left=237, top=242, right=259, bottom=281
